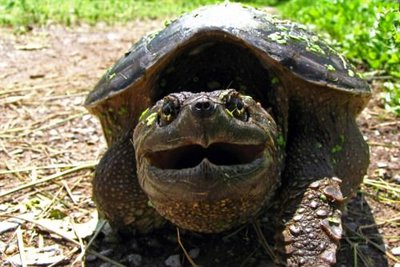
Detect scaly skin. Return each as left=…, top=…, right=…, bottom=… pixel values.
left=273, top=88, right=369, bottom=266
left=276, top=177, right=344, bottom=266
left=92, top=131, right=165, bottom=234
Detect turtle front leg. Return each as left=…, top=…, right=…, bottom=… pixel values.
left=275, top=177, right=344, bottom=266
left=93, top=131, right=165, bottom=234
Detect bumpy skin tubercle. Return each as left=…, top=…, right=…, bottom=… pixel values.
left=92, top=131, right=165, bottom=233
left=274, top=85, right=369, bottom=266
left=276, top=177, right=344, bottom=266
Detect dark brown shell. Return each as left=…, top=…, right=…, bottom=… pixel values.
left=85, top=4, right=370, bottom=145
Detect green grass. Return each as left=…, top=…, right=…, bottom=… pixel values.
left=279, top=0, right=400, bottom=115
left=1, top=0, right=399, bottom=114
left=0, top=0, right=279, bottom=27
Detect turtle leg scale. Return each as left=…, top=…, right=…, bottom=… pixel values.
left=276, top=177, right=344, bottom=266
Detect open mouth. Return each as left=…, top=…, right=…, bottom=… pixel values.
left=146, top=143, right=265, bottom=170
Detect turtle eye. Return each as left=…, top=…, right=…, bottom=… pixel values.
left=158, top=97, right=180, bottom=126
left=225, top=94, right=249, bottom=121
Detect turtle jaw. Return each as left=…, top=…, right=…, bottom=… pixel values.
left=133, top=90, right=282, bottom=233
left=139, top=146, right=279, bottom=233
left=142, top=143, right=271, bottom=200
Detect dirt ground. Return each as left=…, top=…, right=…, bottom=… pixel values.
left=0, top=19, right=399, bottom=267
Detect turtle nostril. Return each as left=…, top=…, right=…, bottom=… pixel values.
left=195, top=101, right=211, bottom=111
left=202, top=101, right=211, bottom=110
left=192, top=99, right=215, bottom=117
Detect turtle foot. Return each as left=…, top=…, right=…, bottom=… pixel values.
left=276, top=177, right=344, bottom=266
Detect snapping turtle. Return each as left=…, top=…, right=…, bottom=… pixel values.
left=85, top=4, right=370, bottom=266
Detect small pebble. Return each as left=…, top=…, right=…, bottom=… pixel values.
left=189, top=248, right=200, bottom=259
left=85, top=254, right=97, bottom=262
left=5, top=243, right=18, bottom=255
left=147, top=238, right=161, bottom=248
left=391, top=247, right=400, bottom=256
left=346, top=222, right=358, bottom=232
left=165, top=254, right=181, bottom=267
left=100, top=248, right=113, bottom=257
left=377, top=162, right=388, bottom=168
left=127, top=254, right=142, bottom=266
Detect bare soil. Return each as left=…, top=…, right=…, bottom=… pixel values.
left=0, top=20, right=399, bottom=267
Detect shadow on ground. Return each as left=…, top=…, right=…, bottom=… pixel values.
left=86, top=193, right=387, bottom=267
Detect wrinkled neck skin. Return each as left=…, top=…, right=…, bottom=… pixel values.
left=133, top=89, right=283, bottom=233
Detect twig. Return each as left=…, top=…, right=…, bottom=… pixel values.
left=370, top=120, right=400, bottom=130
left=177, top=227, right=197, bottom=267
left=1, top=215, right=125, bottom=267
left=252, top=220, right=275, bottom=260
left=0, top=80, right=74, bottom=96
left=0, top=162, right=96, bottom=175
left=62, top=180, right=78, bottom=205
left=16, top=226, right=27, bottom=267
left=0, top=162, right=96, bottom=197
left=1, top=215, right=79, bottom=246
left=344, top=224, right=399, bottom=263
left=87, top=249, right=126, bottom=267
left=82, top=220, right=128, bottom=266
left=85, top=219, right=106, bottom=252
left=363, top=178, right=400, bottom=194
left=0, top=113, right=85, bottom=136
left=70, top=217, right=86, bottom=266
left=358, top=215, right=400, bottom=230
left=367, top=141, right=400, bottom=149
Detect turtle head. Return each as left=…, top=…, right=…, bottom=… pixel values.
left=133, top=89, right=282, bottom=233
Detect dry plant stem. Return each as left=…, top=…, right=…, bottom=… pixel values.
left=359, top=215, right=400, bottom=230
left=16, top=226, right=27, bottom=267
left=252, top=221, right=275, bottom=260
left=363, top=178, right=400, bottom=194
left=0, top=163, right=96, bottom=175
left=0, top=162, right=97, bottom=197
left=367, top=141, right=400, bottom=149
left=74, top=220, right=125, bottom=267
left=85, top=219, right=106, bottom=252
left=15, top=113, right=85, bottom=137
left=40, top=186, right=65, bottom=218
left=62, top=180, right=78, bottom=205
left=70, top=218, right=86, bottom=266
left=49, top=247, right=80, bottom=267
left=239, top=247, right=259, bottom=267
left=177, top=227, right=198, bottom=267
left=370, top=120, right=400, bottom=129
left=0, top=79, right=75, bottom=96
left=1, top=215, right=80, bottom=246
left=344, top=224, right=399, bottom=263
left=0, top=111, right=72, bottom=134
left=3, top=215, right=124, bottom=267
left=87, top=250, right=126, bottom=267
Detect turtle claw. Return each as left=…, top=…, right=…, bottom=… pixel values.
left=276, top=177, right=344, bottom=266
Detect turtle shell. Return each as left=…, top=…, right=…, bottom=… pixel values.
left=85, top=3, right=370, bottom=145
